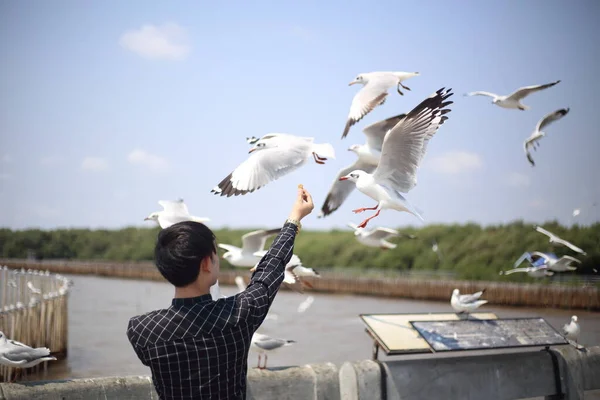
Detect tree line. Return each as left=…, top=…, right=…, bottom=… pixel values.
left=0, top=221, right=598, bottom=281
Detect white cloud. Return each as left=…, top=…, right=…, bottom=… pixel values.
left=505, top=172, right=531, bottom=187
left=119, top=22, right=190, bottom=60
left=81, top=157, right=109, bottom=172
left=127, top=149, right=169, bottom=172
left=428, top=151, right=483, bottom=174
left=40, top=156, right=64, bottom=166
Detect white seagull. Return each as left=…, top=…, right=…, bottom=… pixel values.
left=250, top=332, right=296, bottom=369
left=450, top=289, right=488, bottom=317
left=342, top=71, right=420, bottom=139
left=339, top=87, right=454, bottom=228
left=527, top=252, right=582, bottom=272
left=464, top=80, right=560, bottom=110
left=347, top=222, right=415, bottom=249
left=251, top=251, right=320, bottom=293
left=319, top=113, right=407, bottom=218
left=218, top=228, right=281, bottom=268
left=535, top=226, right=586, bottom=255
left=523, top=108, right=570, bottom=166
left=500, top=265, right=554, bottom=278
left=562, top=315, right=580, bottom=344
left=0, top=331, right=57, bottom=369
left=211, top=133, right=335, bottom=197
left=144, top=199, right=210, bottom=229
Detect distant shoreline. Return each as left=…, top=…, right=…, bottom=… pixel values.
left=2, top=259, right=598, bottom=311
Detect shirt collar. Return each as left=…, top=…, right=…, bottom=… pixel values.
left=171, top=294, right=214, bottom=307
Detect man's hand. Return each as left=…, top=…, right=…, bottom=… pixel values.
left=288, top=185, right=314, bottom=221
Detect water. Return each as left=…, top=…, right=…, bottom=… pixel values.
left=24, top=274, right=600, bottom=381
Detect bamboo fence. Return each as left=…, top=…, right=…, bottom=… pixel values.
left=0, top=266, right=71, bottom=382
left=1, top=258, right=598, bottom=311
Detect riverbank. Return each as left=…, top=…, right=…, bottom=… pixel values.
left=1, top=259, right=598, bottom=310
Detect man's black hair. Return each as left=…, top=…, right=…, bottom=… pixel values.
left=154, top=221, right=217, bottom=287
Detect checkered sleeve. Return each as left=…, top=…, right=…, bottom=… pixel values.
left=126, top=318, right=149, bottom=366
left=235, top=222, right=297, bottom=329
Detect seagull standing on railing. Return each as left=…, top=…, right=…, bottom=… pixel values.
left=0, top=331, right=57, bottom=370
left=562, top=315, right=580, bottom=345
left=250, top=332, right=296, bottom=369
left=450, top=289, right=488, bottom=318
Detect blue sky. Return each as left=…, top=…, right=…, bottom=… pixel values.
left=1, top=0, right=599, bottom=231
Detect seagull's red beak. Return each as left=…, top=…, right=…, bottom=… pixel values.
left=339, top=176, right=348, bottom=181
left=248, top=148, right=256, bottom=154
left=348, top=81, right=358, bottom=86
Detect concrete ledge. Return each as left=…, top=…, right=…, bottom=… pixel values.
left=1, top=347, right=599, bottom=400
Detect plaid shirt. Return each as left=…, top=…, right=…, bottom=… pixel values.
left=127, top=222, right=297, bottom=400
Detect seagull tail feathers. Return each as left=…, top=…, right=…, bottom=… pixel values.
left=312, top=143, right=336, bottom=160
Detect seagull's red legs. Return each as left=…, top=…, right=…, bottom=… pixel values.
left=312, top=152, right=326, bottom=164
left=357, top=210, right=381, bottom=228
left=352, top=205, right=378, bottom=214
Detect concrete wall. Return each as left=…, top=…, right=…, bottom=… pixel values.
left=1, top=346, right=599, bottom=400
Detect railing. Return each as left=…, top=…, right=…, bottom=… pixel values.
left=0, top=266, right=72, bottom=383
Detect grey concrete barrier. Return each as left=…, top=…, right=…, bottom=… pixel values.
left=1, top=346, right=599, bottom=399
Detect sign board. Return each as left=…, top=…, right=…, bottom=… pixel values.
left=410, top=317, right=569, bottom=352
left=360, top=312, right=498, bottom=355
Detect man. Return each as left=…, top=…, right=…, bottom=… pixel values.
left=127, top=186, right=314, bottom=399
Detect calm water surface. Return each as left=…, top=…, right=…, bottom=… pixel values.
left=25, top=274, right=600, bottom=381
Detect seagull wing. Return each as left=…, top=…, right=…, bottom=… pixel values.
left=218, top=243, right=241, bottom=253
left=253, top=335, right=289, bottom=351
left=554, top=238, right=586, bottom=254
left=342, top=77, right=396, bottom=139
left=366, top=227, right=400, bottom=241
left=505, top=80, right=561, bottom=101
left=241, top=228, right=282, bottom=252
left=458, top=291, right=484, bottom=303
left=158, top=199, right=189, bottom=216
left=555, top=256, right=582, bottom=269
left=535, top=226, right=556, bottom=240
left=3, top=344, right=52, bottom=363
left=211, top=139, right=310, bottom=197
left=373, top=87, right=454, bottom=193
left=514, top=252, right=533, bottom=268
left=464, top=91, right=498, bottom=99
left=535, top=108, right=570, bottom=132
left=318, top=159, right=376, bottom=218
left=362, top=113, right=407, bottom=151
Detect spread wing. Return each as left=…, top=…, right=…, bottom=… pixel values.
left=366, top=227, right=400, bottom=241
left=535, top=226, right=556, bottom=240
left=373, top=87, right=454, bottom=193
left=362, top=113, right=407, bottom=151
left=318, top=159, right=377, bottom=218
left=464, top=91, right=498, bottom=99
left=211, top=141, right=309, bottom=197
left=241, top=228, right=281, bottom=252
left=505, top=80, right=560, bottom=101
left=158, top=199, right=189, bottom=216
left=535, top=108, right=570, bottom=132
left=342, top=77, right=397, bottom=139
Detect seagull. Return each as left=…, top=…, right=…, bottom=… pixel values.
left=347, top=222, right=414, bottom=249
left=144, top=199, right=210, bottom=229
left=499, top=265, right=555, bottom=278
left=464, top=80, right=560, bottom=110
left=0, top=331, right=57, bottom=369
left=562, top=315, right=580, bottom=344
left=250, top=332, right=296, bottom=369
left=572, top=208, right=580, bottom=217
left=523, top=108, right=570, bottom=166
left=319, top=114, right=407, bottom=218
left=251, top=251, right=320, bottom=293
left=339, top=87, right=453, bottom=228
left=450, top=289, right=487, bottom=317
left=535, top=225, right=586, bottom=255
left=341, top=71, right=420, bottom=139
left=211, top=133, right=335, bottom=197
left=26, top=281, right=42, bottom=295
left=528, top=252, right=581, bottom=272
left=218, top=228, right=281, bottom=267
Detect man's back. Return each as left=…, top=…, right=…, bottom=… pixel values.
left=128, top=294, right=255, bottom=399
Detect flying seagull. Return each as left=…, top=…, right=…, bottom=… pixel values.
left=464, top=80, right=560, bottom=110
left=450, top=289, right=488, bottom=318
left=218, top=228, right=281, bottom=267
left=0, top=331, right=57, bottom=369
left=499, top=265, right=555, bottom=278
left=341, top=71, right=420, bottom=139
left=319, top=113, right=407, bottom=218
left=512, top=251, right=580, bottom=273
left=339, top=87, right=454, bottom=228
left=250, top=332, right=296, bottom=369
left=523, top=108, right=570, bottom=166
left=535, top=225, right=586, bottom=255
left=211, top=133, right=335, bottom=197
left=347, top=222, right=414, bottom=249
left=144, top=199, right=210, bottom=229
left=251, top=251, right=320, bottom=293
